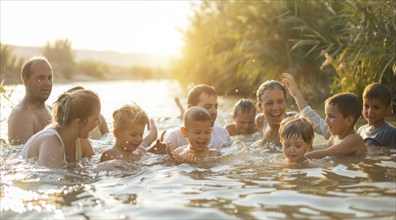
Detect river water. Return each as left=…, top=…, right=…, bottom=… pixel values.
left=1, top=80, right=395, bottom=219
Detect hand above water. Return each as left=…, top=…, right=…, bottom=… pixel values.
left=142, top=119, right=158, bottom=147
left=166, top=143, right=184, bottom=164
left=147, top=130, right=168, bottom=154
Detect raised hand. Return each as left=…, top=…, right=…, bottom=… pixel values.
left=282, top=72, right=298, bottom=98
left=147, top=130, right=167, bottom=154
left=143, top=119, right=158, bottom=147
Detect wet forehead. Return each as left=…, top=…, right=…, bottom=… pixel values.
left=197, top=93, right=217, bottom=106
left=187, top=119, right=212, bottom=130
left=30, top=60, right=53, bottom=76
left=260, top=88, right=286, bottom=102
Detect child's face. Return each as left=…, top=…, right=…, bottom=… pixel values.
left=234, top=109, right=256, bottom=135
left=79, top=107, right=101, bottom=139
left=196, top=93, right=218, bottom=126
left=281, top=134, right=309, bottom=163
left=184, top=120, right=212, bottom=152
left=363, top=98, right=391, bottom=127
left=325, top=103, right=352, bottom=137
left=115, top=123, right=145, bottom=152
left=258, top=89, right=287, bottom=126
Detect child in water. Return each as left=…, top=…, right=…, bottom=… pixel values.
left=305, top=93, right=367, bottom=159
left=100, top=103, right=163, bottom=162
left=279, top=116, right=314, bottom=164
left=224, top=98, right=258, bottom=136
left=283, top=73, right=396, bottom=148
left=167, top=106, right=221, bottom=164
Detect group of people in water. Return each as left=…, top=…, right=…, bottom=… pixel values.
left=7, top=56, right=396, bottom=171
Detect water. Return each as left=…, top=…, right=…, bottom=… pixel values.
left=1, top=80, right=395, bottom=219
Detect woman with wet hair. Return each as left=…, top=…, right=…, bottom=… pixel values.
left=20, top=89, right=129, bottom=170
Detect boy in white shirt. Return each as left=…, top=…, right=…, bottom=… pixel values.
left=159, top=84, right=231, bottom=151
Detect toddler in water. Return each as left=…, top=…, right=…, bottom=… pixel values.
left=100, top=103, right=161, bottom=162
left=279, top=116, right=314, bottom=164
left=224, top=98, right=258, bottom=136
left=167, top=106, right=221, bottom=164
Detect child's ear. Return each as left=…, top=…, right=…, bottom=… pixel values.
left=386, top=104, right=393, bottom=115
left=209, top=127, right=213, bottom=134
left=346, top=116, right=355, bottom=127
left=180, top=127, right=188, bottom=137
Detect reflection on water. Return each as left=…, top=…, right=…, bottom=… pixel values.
left=1, top=80, right=395, bottom=219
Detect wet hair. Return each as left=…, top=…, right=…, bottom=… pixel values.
left=52, top=89, right=100, bottom=127
left=363, top=83, right=392, bottom=106
left=183, top=106, right=211, bottom=129
left=233, top=98, right=256, bottom=117
left=67, top=86, right=85, bottom=93
left=325, top=92, right=362, bottom=125
left=21, top=56, right=52, bottom=79
left=279, top=116, right=314, bottom=151
left=256, top=80, right=287, bottom=103
left=187, top=84, right=217, bottom=106
left=113, top=103, right=149, bottom=131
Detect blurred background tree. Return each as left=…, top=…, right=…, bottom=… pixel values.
left=42, top=39, right=77, bottom=79
left=0, top=44, right=25, bottom=84
left=77, top=60, right=108, bottom=79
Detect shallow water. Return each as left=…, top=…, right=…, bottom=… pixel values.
left=1, top=80, right=395, bottom=219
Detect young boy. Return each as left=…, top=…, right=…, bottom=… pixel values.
left=305, top=93, right=367, bottom=159
left=357, top=83, right=396, bottom=148
left=283, top=73, right=396, bottom=148
left=167, top=106, right=221, bottom=164
left=164, top=84, right=231, bottom=150
left=279, top=116, right=314, bottom=164
left=100, top=103, right=162, bottom=162
left=224, top=98, right=258, bottom=136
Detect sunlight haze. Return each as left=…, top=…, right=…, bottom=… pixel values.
left=0, top=1, right=195, bottom=56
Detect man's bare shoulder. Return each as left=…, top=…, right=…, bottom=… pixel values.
left=8, top=105, right=35, bottom=123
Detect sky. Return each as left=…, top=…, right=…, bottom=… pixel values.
left=0, top=1, right=196, bottom=56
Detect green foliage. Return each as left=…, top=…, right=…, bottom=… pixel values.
left=172, top=0, right=395, bottom=104
left=291, top=0, right=396, bottom=100
left=43, top=39, right=77, bottom=79
left=77, top=60, right=108, bottom=78
left=0, top=43, right=25, bottom=84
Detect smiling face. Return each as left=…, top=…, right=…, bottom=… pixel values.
left=25, top=60, right=53, bottom=102
left=182, top=120, right=212, bottom=152
left=258, top=88, right=287, bottom=127
left=234, top=109, right=256, bottom=135
left=281, top=134, right=309, bottom=163
left=115, top=123, right=145, bottom=152
left=363, top=98, right=392, bottom=128
left=325, top=103, right=353, bottom=138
